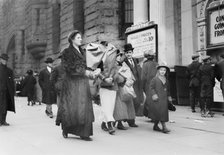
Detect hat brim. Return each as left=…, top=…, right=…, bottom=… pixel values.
left=0, top=56, right=9, bottom=60
left=45, top=60, right=54, bottom=63
left=157, top=65, right=170, bottom=72
left=124, top=48, right=134, bottom=52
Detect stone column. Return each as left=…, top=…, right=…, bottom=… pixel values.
left=181, top=0, right=196, bottom=65
left=133, top=0, right=148, bottom=24
left=150, top=0, right=166, bottom=64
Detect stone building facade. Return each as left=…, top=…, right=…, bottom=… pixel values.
left=1, top=0, right=220, bottom=77
left=0, top=0, right=127, bottom=77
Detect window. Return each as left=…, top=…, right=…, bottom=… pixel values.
left=119, top=0, right=133, bottom=38
left=36, top=8, right=40, bottom=26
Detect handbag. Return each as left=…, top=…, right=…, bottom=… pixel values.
left=168, top=101, right=176, bottom=111
left=120, top=85, right=136, bottom=102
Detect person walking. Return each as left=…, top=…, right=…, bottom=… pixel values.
left=98, top=41, right=121, bottom=135
left=113, top=50, right=136, bottom=130
left=39, top=57, right=57, bottom=118
left=58, top=30, right=100, bottom=141
left=123, top=43, right=144, bottom=127
left=199, top=55, right=215, bottom=117
left=141, top=51, right=158, bottom=117
left=51, top=54, right=65, bottom=126
left=215, top=53, right=224, bottom=116
left=187, top=54, right=201, bottom=113
left=0, top=53, right=15, bottom=126
left=22, top=70, right=36, bottom=106
left=149, top=62, right=172, bottom=133
left=33, top=71, right=42, bottom=105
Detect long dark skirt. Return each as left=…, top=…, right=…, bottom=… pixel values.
left=58, top=76, right=94, bottom=137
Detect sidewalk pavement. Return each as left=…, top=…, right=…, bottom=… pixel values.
left=0, top=97, right=224, bottom=155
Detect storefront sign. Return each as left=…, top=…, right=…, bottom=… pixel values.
left=126, top=24, right=157, bottom=58
left=208, top=7, right=224, bottom=46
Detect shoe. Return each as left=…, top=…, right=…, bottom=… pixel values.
left=117, top=121, right=127, bottom=130
left=45, top=110, right=50, bottom=116
left=62, top=131, right=68, bottom=138
left=101, top=122, right=108, bottom=131
left=39, top=102, right=41, bottom=105
left=117, top=125, right=127, bottom=130
left=192, top=109, right=196, bottom=113
left=162, top=128, right=170, bottom=133
left=208, top=111, right=215, bottom=117
left=153, top=125, right=162, bottom=132
left=49, top=114, right=53, bottom=118
left=107, top=122, right=115, bottom=135
left=2, top=122, right=10, bottom=126
left=128, top=123, right=138, bottom=127
left=80, top=136, right=92, bottom=141
left=31, top=101, right=35, bottom=106
left=108, top=128, right=115, bottom=135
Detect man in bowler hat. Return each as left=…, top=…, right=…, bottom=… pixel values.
left=39, top=57, right=57, bottom=118
left=123, top=43, right=144, bottom=127
left=0, top=53, right=15, bottom=126
left=187, top=54, right=201, bottom=113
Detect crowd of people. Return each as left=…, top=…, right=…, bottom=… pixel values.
left=186, top=54, right=224, bottom=117
left=1, top=29, right=224, bottom=141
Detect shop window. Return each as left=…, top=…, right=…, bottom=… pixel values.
left=119, top=0, right=133, bottom=39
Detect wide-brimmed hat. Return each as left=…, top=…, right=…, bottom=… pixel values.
left=191, top=54, right=199, bottom=60
left=157, top=61, right=170, bottom=71
left=201, top=55, right=211, bottom=62
left=0, top=53, right=9, bottom=60
left=86, top=43, right=99, bottom=52
left=124, top=43, right=134, bottom=52
left=45, top=57, right=54, bottom=63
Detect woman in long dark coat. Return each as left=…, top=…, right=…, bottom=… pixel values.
left=58, top=30, right=100, bottom=141
left=22, top=70, right=36, bottom=106
left=149, top=63, right=172, bottom=133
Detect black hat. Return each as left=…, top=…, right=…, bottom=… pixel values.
left=0, top=53, right=9, bottom=60
left=191, top=54, right=199, bottom=60
left=27, top=70, right=33, bottom=75
left=124, top=43, right=134, bottom=52
left=45, top=57, right=54, bottom=63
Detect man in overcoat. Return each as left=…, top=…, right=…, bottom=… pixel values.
left=50, top=54, right=65, bottom=125
left=124, top=43, right=144, bottom=127
left=39, top=57, right=57, bottom=118
left=187, top=54, right=201, bottom=113
left=215, top=53, right=224, bottom=116
left=141, top=51, right=158, bottom=117
left=198, top=55, right=215, bottom=117
left=0, top=53, right=15, bottom=126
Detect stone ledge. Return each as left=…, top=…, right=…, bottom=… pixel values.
left=26, top=42, right=47, bottom=59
